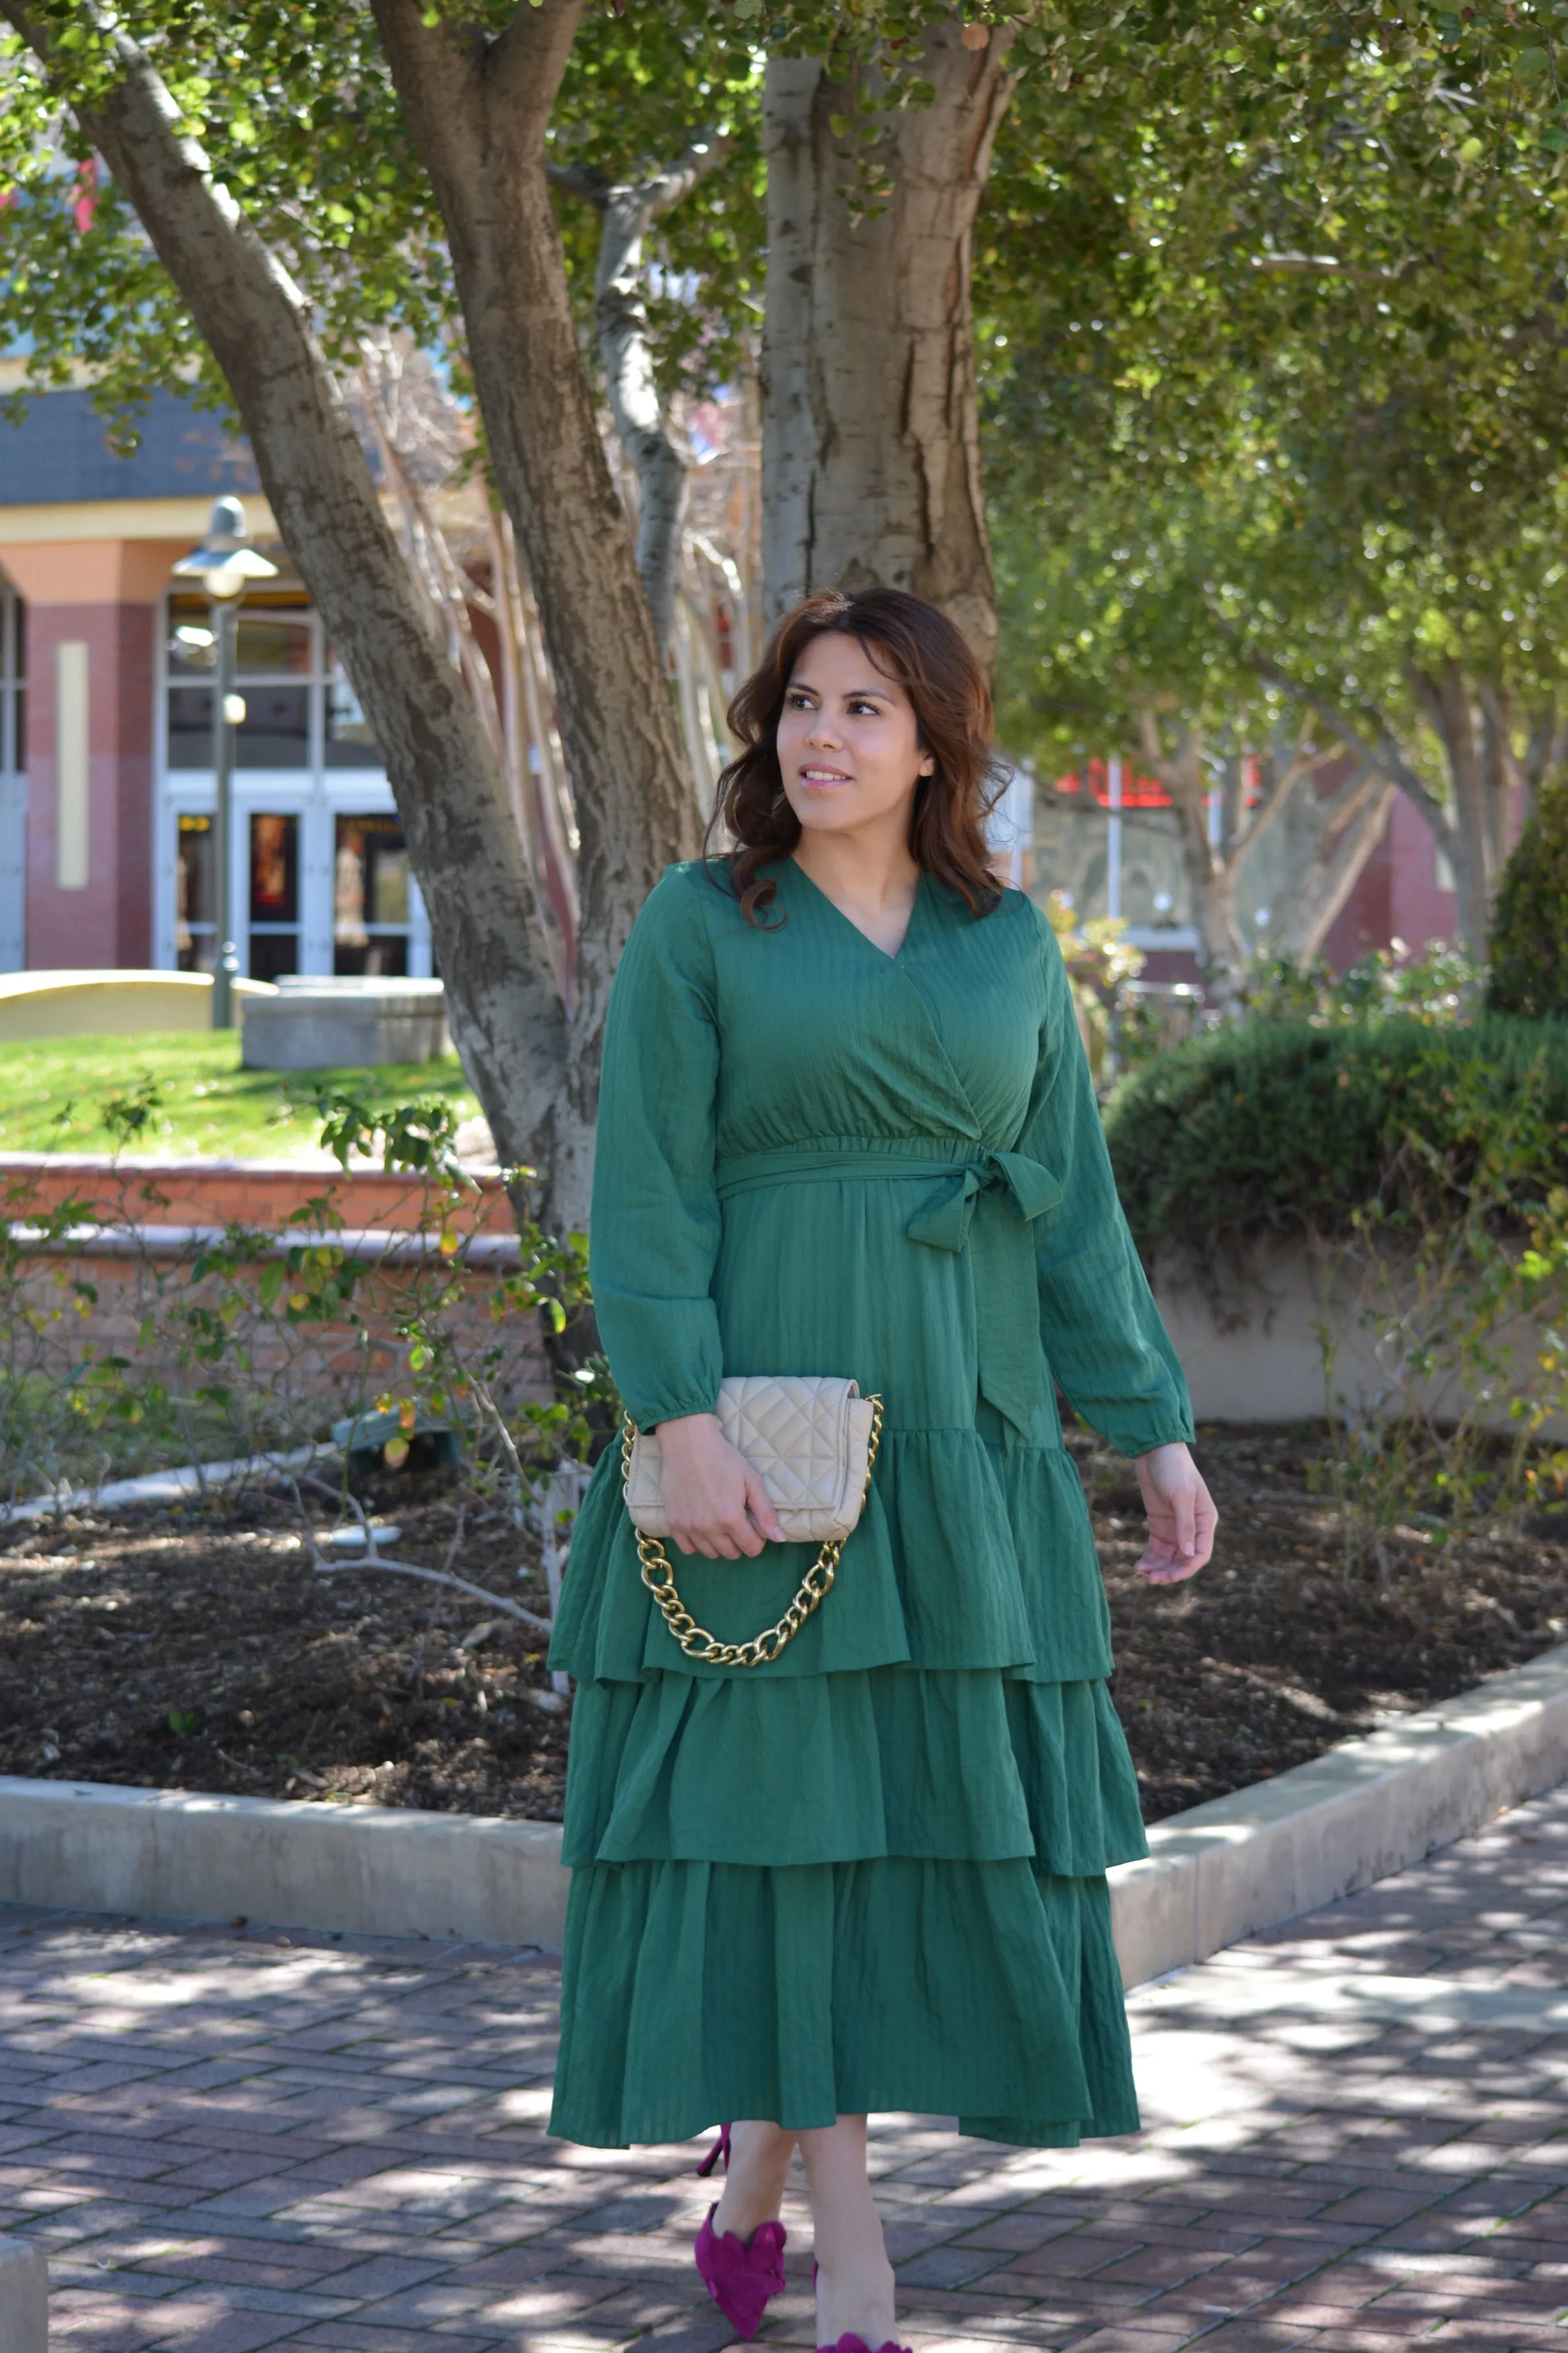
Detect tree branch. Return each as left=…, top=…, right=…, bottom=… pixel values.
left=1231, top=722, right=1322, bottom=862
left=1204, top=595, right=1457, bottom=857
left=490, top=0, right=580, bottom=117
left=551, top=135, right=729, bottom=648
left=372, top=0, right=701, bottom=1170
left=1520, top=699, right=1566, bottom=811
left=1277, top=776, right=1397, bottom=965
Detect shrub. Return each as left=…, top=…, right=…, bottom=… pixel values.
left=1488, top=779, right=1568, bottom=1020
left=1103, top=1012, right=1568, bottom=1256
left=1106, top=1011, right=1568, bottom=1559
left=1242, top=940, right=1479, bottom=1028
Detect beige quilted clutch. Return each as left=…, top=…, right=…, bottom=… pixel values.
left=623, top=1375, right=879, bottom=1544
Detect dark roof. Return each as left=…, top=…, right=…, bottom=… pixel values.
left=0, top=387, right=260, bottom=506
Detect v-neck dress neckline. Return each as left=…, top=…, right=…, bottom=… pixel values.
left=783, top=855, right=926, bottom=963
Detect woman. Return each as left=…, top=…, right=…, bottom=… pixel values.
left=548, top=587, right=1216, bottom=2353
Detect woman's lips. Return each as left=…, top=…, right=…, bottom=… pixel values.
left=800, top=767, right=853, bottom=785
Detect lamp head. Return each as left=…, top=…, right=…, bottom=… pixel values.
left=206, top=495, right=249, bottom=551
left=172, top=496, right=279, bottom=603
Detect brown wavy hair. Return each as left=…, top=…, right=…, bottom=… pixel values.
left=704, top=586, right=1009, bottom=927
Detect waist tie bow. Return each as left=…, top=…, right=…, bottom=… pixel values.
left=714, top=1141, right=1064, bottom=1442
left=906, top=1151, right=1064, bottom=1438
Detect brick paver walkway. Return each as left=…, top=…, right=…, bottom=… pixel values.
left=4, top=1787, right=1568, bottom=2353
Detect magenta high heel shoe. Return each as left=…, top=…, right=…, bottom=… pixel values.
left=694, top=2205, right=787, bottom=2339
left=693, top=2126, right=787, bottom=2340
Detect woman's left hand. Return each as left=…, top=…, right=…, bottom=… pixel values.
left=1130, top=1441, right=1216, bottom=1584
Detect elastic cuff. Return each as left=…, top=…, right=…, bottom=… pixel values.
left=1109, top=1423, right=1196, bottom=1460
left=624, top=1394, right=720, bottom=1433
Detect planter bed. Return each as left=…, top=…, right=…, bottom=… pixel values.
left=3, top=1425, right=1568, bottom=1826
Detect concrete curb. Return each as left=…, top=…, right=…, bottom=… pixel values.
left=2, top=1644, right=1566, bottom=1980
left=0, top=1782, right=569, bottom=1949
left=1109, top=1640, right=1568, bottom=1986
left=0, top=2239, right=47, bottom=2353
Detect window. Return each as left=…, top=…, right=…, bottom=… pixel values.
left=1037, top=762, right=1195, bottom=943
left=1118, top=800, right=1191, bottom=932
left=167, top=593, right=313, bottom=769
left=249, top=812, right=299, bottom=981
left=325, top=664, right=379, bottom=768
left=335, top=814, right=410, bottom=975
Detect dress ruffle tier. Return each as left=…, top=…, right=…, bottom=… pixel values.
left=547, top=1430, right=1148, bottom=2150
left=552, top=1428, right=1119, bottom=1687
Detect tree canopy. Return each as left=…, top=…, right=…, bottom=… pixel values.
left=980, top=0, right=1568, bottom=955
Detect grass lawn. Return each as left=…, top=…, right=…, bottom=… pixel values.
left=0, top=1031, right=482, bottom=1160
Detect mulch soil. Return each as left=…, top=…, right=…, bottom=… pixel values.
left=2, top=1423, right=1567, bottom=1826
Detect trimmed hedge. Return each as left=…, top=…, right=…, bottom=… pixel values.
left=1103, top=1013, right=1568, bottom=1255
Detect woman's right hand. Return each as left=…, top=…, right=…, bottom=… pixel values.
left=655, top=1412, right=787, bottom=1558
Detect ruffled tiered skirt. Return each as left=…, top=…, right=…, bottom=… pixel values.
left=547, top=1420, right=1147, bottom=2149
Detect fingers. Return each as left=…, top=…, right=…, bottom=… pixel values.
left=1130, top=1466, right=1218, bottom=1586
left=1192, top=1484, right=1218, bottom=1567
left=1137, top=1546, right=1203, bottom=1586
left=669, top=1485, right=785, bottom=1559
left=671, top=1517, right=762, bottom=1560
left=665, top=1461, right=789, bottom=1559
left=744, top=1469, right=788, bottom=1546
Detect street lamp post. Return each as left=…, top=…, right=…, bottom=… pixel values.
left=172, top=497, right=277, bottom=1028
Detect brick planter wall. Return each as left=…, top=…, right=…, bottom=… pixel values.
left=1, top=1154, right=516, bottom=1235
left=3, top=1154, right=549, bottom=1420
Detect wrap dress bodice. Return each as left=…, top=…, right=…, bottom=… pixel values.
left=547, top=855, right=1195, bottom=2154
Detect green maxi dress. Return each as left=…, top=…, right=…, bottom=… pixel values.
left=547, top=855, right=1194, bottom=2151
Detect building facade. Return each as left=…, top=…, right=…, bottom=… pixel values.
left=2, top=381, right=1463, bottom=990
left=0, top=384, right=428, bottom=981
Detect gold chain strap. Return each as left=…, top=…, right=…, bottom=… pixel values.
left=621, top=1395, right=884, bottom=1668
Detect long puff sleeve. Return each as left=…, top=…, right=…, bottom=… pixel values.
left=589, top=868, right=724, bottom=1430
left=1021, top=913, right=1194, bottom=1457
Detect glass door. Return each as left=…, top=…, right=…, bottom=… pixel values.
left=175, top=812, right=215, bottom=972
left=249, top=812, right=300, bottom=980
left=334, top=813, right=411, bottom=975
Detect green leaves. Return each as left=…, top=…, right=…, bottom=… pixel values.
left=982, top=0, right=1568, bottom=782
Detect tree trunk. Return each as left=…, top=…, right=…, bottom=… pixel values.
left=0, top=2, right=589, bottom=1221
left=1133, top=713, right=1247, bottom=1010
left=1408, top=660, right=1497, bottom=959
left=371, top=0, right=700, bottom=1172
left=760, top=14, right=1014, bottom=674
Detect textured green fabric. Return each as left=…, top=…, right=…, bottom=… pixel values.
left=549, top=858, right=1194, bottom=2151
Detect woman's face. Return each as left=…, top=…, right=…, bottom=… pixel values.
left=776, top=631, right=934, bottom=839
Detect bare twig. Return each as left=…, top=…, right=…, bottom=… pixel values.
left=310, top=1550, right=553, bottom=1633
